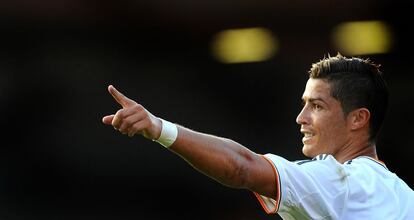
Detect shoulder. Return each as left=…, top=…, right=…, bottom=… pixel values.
left=342, top=156, right=389, bottom=183
left=343, top=156, right=411, bottom=192
left=342, top=156, right=414, bottom=218
left=263, top=153, right=344, bottom=172
left=263, top=153, right=349, bottom=188
left=260, top=153, right=349, bottom=219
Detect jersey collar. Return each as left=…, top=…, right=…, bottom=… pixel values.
left=347, top=156, right=388, bottom=170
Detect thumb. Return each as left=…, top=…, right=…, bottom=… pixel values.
left=102, top=114, right=115, bottom=125
left=108, top=85, right=136, bottom=108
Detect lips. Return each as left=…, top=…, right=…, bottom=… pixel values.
left=301, top=129, right=315, bottom=144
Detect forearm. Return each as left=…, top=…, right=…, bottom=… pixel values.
left=168, top=125, right=259, bottom=189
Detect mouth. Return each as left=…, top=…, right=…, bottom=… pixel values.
left=301, top=130, right=315, bottom=144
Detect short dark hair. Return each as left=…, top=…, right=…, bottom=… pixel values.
left=309, top=54, right=388, bottom=142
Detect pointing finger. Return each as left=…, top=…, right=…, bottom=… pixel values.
left=108, top=85, right=136, bottom=108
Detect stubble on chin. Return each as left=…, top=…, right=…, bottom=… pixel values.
left=302, top=145, right=314, bottom=158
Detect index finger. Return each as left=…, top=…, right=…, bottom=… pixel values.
left=108, top=85, right=136, bottom=108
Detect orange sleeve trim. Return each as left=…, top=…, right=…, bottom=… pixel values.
left=253, top=155, right=281, bottom=214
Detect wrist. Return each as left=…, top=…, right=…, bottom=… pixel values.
left=154, top=118, right=178, bottom=148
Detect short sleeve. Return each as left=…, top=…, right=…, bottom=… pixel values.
left=253, top=154, right=349, bottom=219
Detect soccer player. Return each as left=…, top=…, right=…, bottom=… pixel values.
left=102, top=54, right=414, bottom=219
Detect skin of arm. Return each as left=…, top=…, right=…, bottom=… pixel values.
left=102, top=85, right=277, bottom=199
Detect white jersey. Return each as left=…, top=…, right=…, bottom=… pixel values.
left=254, top=154, right=414, bottom=220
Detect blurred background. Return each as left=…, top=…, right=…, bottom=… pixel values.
left=1, top=0, right=413, bottom=219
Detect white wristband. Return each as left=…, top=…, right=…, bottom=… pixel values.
left=155, top=118, right=178, bottom=148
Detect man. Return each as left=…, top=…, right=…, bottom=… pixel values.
left=102, top=54, right=414, bottom=219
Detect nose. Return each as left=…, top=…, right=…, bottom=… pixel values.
left=296, top=106, right=310, bottom=125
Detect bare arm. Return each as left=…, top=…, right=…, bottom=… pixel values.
left=102, top=85, right=277, bottom=199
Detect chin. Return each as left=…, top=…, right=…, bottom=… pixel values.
left=302, top=144, right=318, bottom=158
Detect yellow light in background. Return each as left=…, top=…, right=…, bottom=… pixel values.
left=331, top=20, right=393, bottom=55
left=211, top=27, right=278, bottom=64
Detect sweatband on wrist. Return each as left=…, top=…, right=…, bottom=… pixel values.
left=155, top=118, right=178, bottom=148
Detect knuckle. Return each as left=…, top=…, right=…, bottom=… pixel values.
left=123, top=118, right=132, bottom=126
left=116, top=109, right=124, bottom=117
left=118, top=125, right=126, bottom=132
left=130, top=128, right=137, bottom=135
left=112, top=118, right=120, bottom=127
left=142, top=110, right=149, bottom=119
left=119, top=128, right=128, bottom=134
left=132, top=124, right=141, bottom=131
left=132, top=104, right=143, bottom=112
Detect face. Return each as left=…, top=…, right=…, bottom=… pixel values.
left=296, top=78, right=350, bottom=158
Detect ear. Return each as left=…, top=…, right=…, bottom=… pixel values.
left=348, top=108, right=371, bottom=131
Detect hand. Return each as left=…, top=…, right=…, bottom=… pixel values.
left=102, top=85, right=162, bottom=139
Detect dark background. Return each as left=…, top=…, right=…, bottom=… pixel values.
left=1, top=1, right=413, bottom=219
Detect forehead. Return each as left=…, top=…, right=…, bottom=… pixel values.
left=302, top=78, right=332, bottom=100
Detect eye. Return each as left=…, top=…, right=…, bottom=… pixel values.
left=313, top=104, right=322, bottom=110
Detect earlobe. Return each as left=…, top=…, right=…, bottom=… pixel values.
left=350, top=108, right=370, bottom=130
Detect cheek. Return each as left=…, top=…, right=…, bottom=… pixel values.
left=320, top=116, right=347, bottom=142
left=316, top=114, right=345, bottom=139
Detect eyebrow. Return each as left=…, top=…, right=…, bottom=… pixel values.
left=302, top=97, right=328, bottom=105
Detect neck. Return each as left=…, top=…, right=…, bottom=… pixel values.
left=334, top=141, right=377, bottom=164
